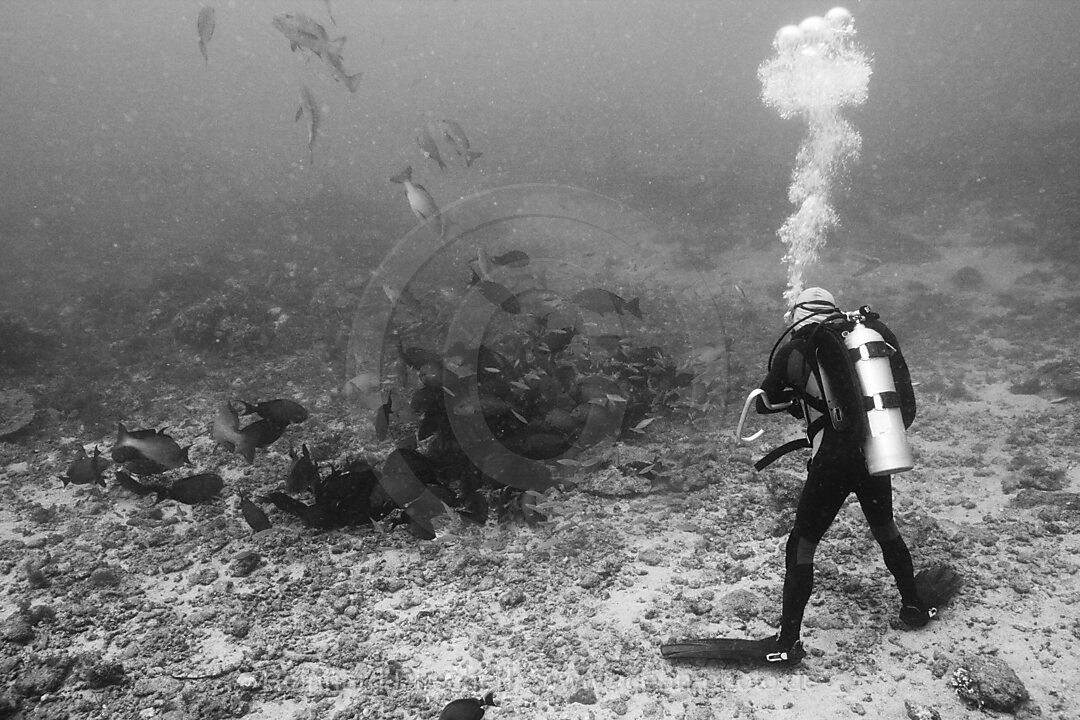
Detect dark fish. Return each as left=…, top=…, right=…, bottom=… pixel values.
left=197, top=6, right=216, bottom=65
left=261, top=491, right=324, bottom=527
left=537, top=326, right=576, bottom=355
left=59, top=447, right=109, bottom=487
left=156, top=473, right=224, bottom=505
left=439, top=119, right=483, bottom=167
left=239, top=399, right=309, bottom=426
left=237, top=419, right=287, bottom=463
left=374, top=394, right=392, bottom=441
left=121, top=457, right=172, bottom=476
left=286, top=444, right=320, bottom=493
left=239, top=493, right=272, bottom=532
left=417, top=124, right=447, bottom=171
left=571, top=288, right=642, bottom=319
left=490, top=250, right=529, bottom=268
left=271, top=13, right=362, bottom=92
left=379, top=449, right=447, bottom=533
left=314, top=458, right=379, bottom=526
left=478, top=280, right=521, bottom=314
left=115, top=470, right=155, bottom=497
left=439, top=691, right=498, bottom=720
left=111, top=424, right=191, bottom=470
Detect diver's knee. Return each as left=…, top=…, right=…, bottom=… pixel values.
left=870, top=521, right=900, bottom=544
left=795, top=536, right=818, bottom=565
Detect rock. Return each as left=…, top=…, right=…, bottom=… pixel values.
left=499, top=588, right=526, bottom=609
left=80, top=658, right=126, bottom=688
left=13, top=655, right=73, bottom=697
left=951, top=655, right=1030, bottom=713
left=568, top=687, right=597, bottom=705
left=236, top=673, right=260, bottom=690
left=0, top=389, right=35, bottom=438
left=230, top=550, right=261, bottom=578
left=0, top=693, right=19, bottom=719
left=0, top=612, right=34, bottom=645
left=905, top=699, right=941, bottom=720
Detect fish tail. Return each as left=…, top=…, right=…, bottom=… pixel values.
left=96, top=475, right=107, bottom=488
left=181, top=446, right=193, bottom=466
left=437, top=157, right=447, bottom=171
left=466, top=150, right=482, bottom=167
left=237, top=438, right=256, bottom=465
left=627, top=297, right=642, bottom=319
left=199, top=40, right=208, bottom=65
left=239, top=401, right=257, bottom=415
left=59, top=476, right=69, bottom=487
left=389, top=166, right=412, bottom=184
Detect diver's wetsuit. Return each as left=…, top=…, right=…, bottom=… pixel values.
left=757, top=319, right=923, bottom=650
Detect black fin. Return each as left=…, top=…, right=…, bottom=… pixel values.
left=915, top=564, right=964, bottom=609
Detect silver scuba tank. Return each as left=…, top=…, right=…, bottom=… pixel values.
left=844, top=322, right=914, bottom=476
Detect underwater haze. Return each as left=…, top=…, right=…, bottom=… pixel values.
left=3, top=1, right=1079, bottom=310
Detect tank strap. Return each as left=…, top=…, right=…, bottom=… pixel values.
left=863, top=391, right=901, bottom=411
left=848, top=341, right=894, bottom=361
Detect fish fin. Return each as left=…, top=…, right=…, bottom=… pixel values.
left=59, top=476, right=69, bottom=487
left=465, top=150, right=483, bottom=167
left=345, top=71, right=363, bottom=93
left=97, top=475, right=107, bottom=488
left=295, top=104, right=304, bottom=122
left=239, top=401, right=257, bottom=415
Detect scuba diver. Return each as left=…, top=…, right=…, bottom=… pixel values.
left=661, top=287, right=963, bottom=665
left=752, top=286, right=927, bottom=659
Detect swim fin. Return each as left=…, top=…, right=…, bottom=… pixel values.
left=915, top=564, right=964, bottom=610
left=661, top=636, right=805, bottom=664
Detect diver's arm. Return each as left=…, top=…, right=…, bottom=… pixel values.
left=756, top=342, right=800, bottom=414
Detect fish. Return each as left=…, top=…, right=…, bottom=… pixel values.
left=272, top=12, right=343, bottom=59
left=239, top=493, right=272, bottom=532
left=271, top=13, right=361, bottom=92
left=197, top=6, right=216, bottom=65
left=155, top=473, right=224, bottom=505
left=439, top=691, right=498, bottom=720
left=239, top=399, right=309, bottom=426
left=439, top=119, right=483, bottom=167
left=237, top=419, right=287, bottom=463
left=373, top=394, right=392, bottom=441
left=389, top=166, right=444, bottom=236
left=58, top=446, right=109, bottom=488
left=490, top=250, right=529, bottom=268
left=296, top=86, right=321, bottom=165
left=417, top=124, right=447, bottom=171
left=211, top=401, right=245, bottom=453
left=115, top=469, right=155, bottom=497
left=110, top=423, right=191, bottom=471
left=477, top=280, right=521, bottom=314
left=323, top=49, right=363, bottom=93
left=571, top=288, right=642, bottom=319
left=286, top=443, right=320, bottom=493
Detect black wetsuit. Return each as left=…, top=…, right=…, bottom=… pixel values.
left=757, top=319, right=922, bottom=648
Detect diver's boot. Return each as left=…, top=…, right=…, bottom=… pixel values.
left=776, top=563, right=814, bottom=651
left=880, top=536, right=932, bottom=628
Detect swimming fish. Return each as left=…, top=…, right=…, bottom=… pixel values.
left=115, top=469, right=155, bottom=497
left=439, top=691, right=498, bottom=720
left=373, top=394, right=392, bottom=441
left=212, top=400, right=245, bottom=453
left=417, top=124, right=447, bottom=171
left=389, top=166, right=444, bottom=236
left=110, top=424, right=191, bottom=471
left=154, top=473, right=224, bottom=505
left=286, top=443, right=320, bottom=493
left=571, top=288, right=642, bottom=319
left=271, top=13, right=361, bottom=92
left=239, top=399, right=309, bottom=426
left=239, top=493, right=272, bottom=532
left=477, top=280, right=521, bottom=314
left=490, top=250, right=529, bottom=268
left=197, top=6, right=215, bottom=65
left=296, top=86, right=321, bottom=164
left=59, top=446, right=109, bottom=488
left=237, top=419, right=287, bottom=463
left=440, top=119, right=482, bottom=167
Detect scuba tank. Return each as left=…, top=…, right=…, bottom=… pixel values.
left=843, top=316, right=913, bottom=476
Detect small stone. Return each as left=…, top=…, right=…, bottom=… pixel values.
left=0, top=612, right=34, bottom=645
left=578, top=571, right=603, bottom=589
left=499, top=588, right=526, bottom=609
left=229, top=550, right=261, bottom=578
left=236, top=673, right=260, bottom=690
left=567, top=687, right=597, bottom=705
left=904, top=699, right=941, bottom=720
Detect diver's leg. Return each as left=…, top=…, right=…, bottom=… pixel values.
left=858, top=477, right=928, bottom=627
left=777, top=454, right=849, bottom=649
